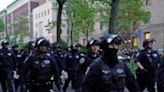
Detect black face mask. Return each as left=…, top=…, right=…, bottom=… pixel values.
left=103, top=48, right=118, bottom=65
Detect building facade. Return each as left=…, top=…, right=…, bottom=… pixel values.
left=0, top=10, right=7, bottom=40
left=32, top=0, right=68, bottom=43
left=133, top=0, right=164, bottom=49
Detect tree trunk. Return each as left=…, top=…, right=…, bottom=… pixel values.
left=57, top=4, right=63, bottom=43
left=108, top=0, right=120, bottom=33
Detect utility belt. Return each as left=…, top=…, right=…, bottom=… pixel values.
left=31, top=80, right=52, bottom=86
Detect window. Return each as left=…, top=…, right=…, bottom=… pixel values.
left=146, top=0, right=152, bottom=5
left=36, top=14, right=37, bottom=19
left=47, top=9, right=49, bottom=15
left=39, top=13, right=40, bottom=18
left=144, top=32, right=151, bottom=39
left=39, top=21, right=43, bottom=37
left=45, top=10, right=46, bottom=16
left=42, top=12, right=43, bottom=17
left=132, top=37, right=138, bottom=48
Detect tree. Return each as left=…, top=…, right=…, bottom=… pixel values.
left=93, top=0, right=150, bottom=33
left=71, top=0, right=94, bottom=41
left=56, top=0, right=67, bottom=43
left=108, top=0, right=120, bottom=33
left=0, top=19, right=5, bottom=32
left=12, top=16, right=31, bottom=44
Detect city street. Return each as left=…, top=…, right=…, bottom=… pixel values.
left=0, top=84, right=151, bottom=92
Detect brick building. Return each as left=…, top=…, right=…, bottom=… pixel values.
left=132, top=0, right=164, bottom=50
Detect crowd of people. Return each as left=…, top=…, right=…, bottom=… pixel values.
left=0, top=33, right=163, bottom=92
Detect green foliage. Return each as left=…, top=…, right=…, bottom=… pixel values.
left=0, top=19, right=5, bottom=32
left=68, top=0, right=151, bottom=41
left=11, top=16, right=31, bottom=45
left=59, top=39, right=68, bottom=49
left=92, top=0, right=151, bottom=31
left=13, top=16, right=29, bottom=35
left=117, top=0, right=151, bottom=31
left=127, top=60, right=137, bottom=74
left=71, top=0, right=94, bottom=41
left=80, top=45, right=87, bottom=53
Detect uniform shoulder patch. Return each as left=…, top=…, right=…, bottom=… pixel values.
left=46, top=53, right=51, bottom=56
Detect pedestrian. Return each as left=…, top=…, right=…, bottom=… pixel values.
left=157, top=50, right=164, bottom=92
left=81, top=34, right=140, bottom=92
left=52, top=43, right=68, bottom=85
left=135, top=39, right=160, bottom=92
left=0, top=40, right=16, bottom=92
left=12, top=44, right=21, bottom=91
left=63, top=43, right=86, bottom=92
left=83, top=38, right=100, bottom=74
left=20, top=38, right=61, bottom=92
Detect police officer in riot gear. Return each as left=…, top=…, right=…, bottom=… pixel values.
left=0, top=40, right=16, bottom=92
left=82, top=34, right=140, bottom=92
left=20, top=38, right=61, bottom=92
left=63, top=43, right=85, bottom=92
left=52, top=43, right=68, bottom=84
left=21, top=41, right=35, bottom=61
left=12, top=44, right=21, bottom=91
left=157, top=59, right=164, bottom=92
left=83, top=38, right=100, bottom=73
left=135, top=39, right=160, bottom=92
left=53, top=44, right=66, bottom=73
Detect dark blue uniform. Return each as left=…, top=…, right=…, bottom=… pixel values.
left=12, top=47, right=22, bottom=91
left=0, top=48, right=16, bottom=92
left=82, top=53, right=100, bottom=74
left=157, top=58, right=164, bottom=92
left=82, top=57, right=140, bottom=92
left=20, top=52, right=61, bottom=92
left=63, top=51, right=86, bottom=91
left=135, top=49, right=160, bottom=92
left=53, top=51, right=66, bottom=73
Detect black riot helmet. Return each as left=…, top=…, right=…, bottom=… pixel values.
left=86, top=38, right=99, bottom=48
left=70, top=42, right=81, bottom=52
left=143, top=39, right=155, bottom=48
left=36, top=38, right=49, bottom=47
left=99, top=33, right=124, bottom=50
left=100, top=33, right=124, bottom=64
left=27, top=41, right=35, bottom=49
left=52, top=42, right=62, bottom=49
left=1, top=40, right=9, bottom=46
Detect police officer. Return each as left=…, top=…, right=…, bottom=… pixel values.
left=83, top=38, right=100, bottom=73
left=21, top=41, right=36, bottom=90
left=63, top=43, right=85, bottom=92
left=156, top=49, right=164, bottom=92
left=157, top=59, right=164, bottom=92
left=12, top=44, right=21, bottom=91
left=54, top=44, right=65, bottom=71
left=20, top=38, right=61, bottom=92
left=82, top=34, right=140, bottom=92
left=21, top=41, right=35, bottom=61
left=135, top=39, right=160, bottom=92
left=52, top=44, right=68, bottom=83
left=0, top=40, right=16, bottom=92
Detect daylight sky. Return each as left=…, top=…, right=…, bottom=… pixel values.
left=0, top=0, right=14, bottom=11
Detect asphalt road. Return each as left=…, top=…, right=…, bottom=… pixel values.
left=0, top=84, right=150, bottom=92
